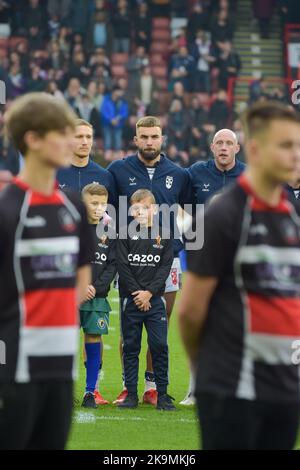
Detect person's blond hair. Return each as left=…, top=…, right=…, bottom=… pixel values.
left=75, top=118, right=93, bottom=130
left=136, top=116, right=162, bottom=131
left=130, top=188, right=156, bottom=205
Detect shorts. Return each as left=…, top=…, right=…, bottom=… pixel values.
left=165, top=257, right=182, bottom=293
left=80, top=297, right=111, bottom=335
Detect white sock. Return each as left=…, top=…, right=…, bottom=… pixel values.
left=187, top=370, right=196, bottom=397
left=145, top=380, right=156, bottom=392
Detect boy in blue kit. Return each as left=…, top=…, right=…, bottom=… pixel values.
left=80, top=183, right=117, bottom=408
left=117, top=189, right=176, bottom=411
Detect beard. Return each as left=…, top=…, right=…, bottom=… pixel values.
left=138, top=147, right=161, bottom=161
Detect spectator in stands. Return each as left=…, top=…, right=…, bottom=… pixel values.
left=75, top=91, right=101, bottom=136
left=134, top=3, right=152, bottom=53
left=100, top=86, right=129, bottom=160
left=191, top=29, right=216, bottom=93
left=8, top=63, right=26, bottom=98
left=216, top=40, right=241, bottom=90
left=58, top=26, right=71, bottom=57
left=252, top=0, right=276, bottom=39
left=210, top=8, right=234, bottom=51
left=171, top=0, right=188, bottom=17
left=168, top=46, right=196, bottom=92
left=89, top=11, right=111, bottom=50
left=187, top=95, right=210, bottom=160
left=64, top=77, right=82, bottom=109
left=126, top=46, right=149, bottom=98
left=48, top=40, right=65, bottom=71
left=167, top=143, right=189, bottom=167
left=47, top=0, right=72, bottom=22
left=187, top=2, right=210, bottom=43
left=167, top=98, right=189, bottom=151
left=67, top=50, right=91, bottom=85
left=249, top=75, right=269, bottom=104
left=170, top=80, right=188, bottom=108
left=151, top=0, right=171, bottom=17
left=279, top=0, right=300, bottom=24
left=136, top=65, right=160, bottom=115
left=69, top=0, right=90, bottom=35
left=27, top=26, right=44, bottom=51
left=26, top=0, right=46, bottom=31
left=209, top=89, right=229, bottom=129
left=27, top=64, right=45, bottom=92
left=46, top=80, right=65, bottom=100
left=89, top=47, right=111, bottom=75
left=112, top=0, right=131, bottom=54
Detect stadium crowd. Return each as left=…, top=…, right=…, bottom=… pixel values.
left=0, top=0, right=296, bottom=170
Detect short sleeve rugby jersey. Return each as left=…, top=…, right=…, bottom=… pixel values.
left=0, top=178, right=93, bottom=383
left=188, top=174, right=300, bottom=403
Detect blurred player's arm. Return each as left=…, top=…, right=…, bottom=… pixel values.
left=76, top=265, right=92, bottom=305
left=178, top=274, right=218, bottom=366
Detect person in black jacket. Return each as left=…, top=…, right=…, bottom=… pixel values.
left=117, top=188, right=175, bottom=411
left=80, top=183, right=117, bottom=408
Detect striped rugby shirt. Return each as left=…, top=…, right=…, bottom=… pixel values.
left=188, top=174, right=300, bottom=403
left=0, top=178, right=93, bottom=383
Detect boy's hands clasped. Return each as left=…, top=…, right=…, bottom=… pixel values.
left=132, top=290, right=153, bottom=311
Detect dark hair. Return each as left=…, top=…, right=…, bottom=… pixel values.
left=242, top=101, right=300, bottom=140
left=5, top=92, right=76, bottom=154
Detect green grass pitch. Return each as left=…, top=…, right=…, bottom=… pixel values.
left=67, top=290, right=200, bottom=450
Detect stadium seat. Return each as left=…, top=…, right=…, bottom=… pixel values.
left=152, top=30, right=171, bottom=41
left=152, top=18, right=170, bottom=29
left=151, top=41, right=168, bottom=54
left=9, top=37, right=28, bottom=50
left=111, top=64, right=127, bottom=78
left=150, top=54, right=164, bottom=66
left=0, top=38, right=8, bottom=49
left=152, top=65, right=168, bottom=78
left=111, top=53, right=129, bottom=65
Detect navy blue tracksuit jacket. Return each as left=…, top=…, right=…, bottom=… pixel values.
left=188, top=158, right=246, bottom=204
left=56, top=158, right=117, bottom=206
left=108, top=153, right=195, bottom=257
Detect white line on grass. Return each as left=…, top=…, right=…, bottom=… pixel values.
left=74, top=411, right=197, bottom=425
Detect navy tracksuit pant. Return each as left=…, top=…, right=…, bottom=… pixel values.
left=120, top=295, right=169, bottom=395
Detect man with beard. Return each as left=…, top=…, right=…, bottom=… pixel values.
left=189, top=128, right=246, bottom=205
left=108, top=116, right=194, bottom=406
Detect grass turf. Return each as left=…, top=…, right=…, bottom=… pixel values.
left=67, top=291, right=199, bottom=450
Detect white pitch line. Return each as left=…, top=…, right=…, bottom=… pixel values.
left=251, top=45, right=261, bottom=54
left=111, top=298, right=120, bottom=303
left=103, top=344, right=112, bottom=350
left=73, top=411, right=197, bottom=425
left=110, top=310, right=118, bottom=316
left=108, top=326, right=116, bottom=331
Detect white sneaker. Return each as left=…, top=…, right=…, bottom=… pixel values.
left=179, top=393, right=196, bottom=406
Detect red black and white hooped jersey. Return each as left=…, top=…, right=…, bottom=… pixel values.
left=188, top=174, right=300, bottom=403
left=0, top=178, right=93, bottom=384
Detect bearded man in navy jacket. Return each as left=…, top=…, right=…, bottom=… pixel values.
left=189, top=128, right=246, bottom=205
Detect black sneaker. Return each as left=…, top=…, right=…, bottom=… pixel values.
left=156, top=394, right=177, bottom=411
left=82, top=392, right=97, bottom=409
left=117, top=393, right=138, bottom=409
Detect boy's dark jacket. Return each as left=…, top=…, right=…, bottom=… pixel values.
left=90, top=219, right=117, bottom=297
left=117, top=223, right=174, bottom=298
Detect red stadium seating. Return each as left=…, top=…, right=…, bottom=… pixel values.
left=152, top=18, right=170, bottom=29
left=152, top=29, right=171, bottom=41
left=111, top=53, right=129, bottom=65
left=152, top=65, right=168, bottom=78
left=111, top=64, right=127, bottom=78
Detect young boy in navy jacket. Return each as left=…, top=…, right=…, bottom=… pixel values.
left=117, top=189, right=176, bottom=411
